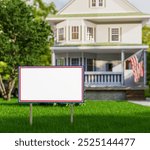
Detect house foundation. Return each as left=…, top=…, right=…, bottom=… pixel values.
left=85, top=87, right=145, bottom=100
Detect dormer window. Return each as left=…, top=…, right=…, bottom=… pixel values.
left=92, top=0, right=96, bottom=7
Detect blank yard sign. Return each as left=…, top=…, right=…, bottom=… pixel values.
left=19, top=67, right=84, bottom=103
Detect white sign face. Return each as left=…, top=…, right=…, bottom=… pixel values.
left=19, top=67, right=83, bottom=103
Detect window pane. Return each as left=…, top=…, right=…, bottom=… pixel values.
left=111, top=28, right=120, bottom=41
left=71, top=58, right=79, bottom=66
left=72, top=26, right=79, bottom=40
left=87, top=27, right=94, bottom=41
left=99, top=0, right=103, bottom=6
left=92, top=0, right=96, bottom=7
left=58, top=28, right=64, bottom=41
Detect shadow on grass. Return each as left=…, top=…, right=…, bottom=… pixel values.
left=0, top=113, right=150, bottom=133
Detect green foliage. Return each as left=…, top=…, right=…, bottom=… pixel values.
left=33, top=0, right=57, bottom=20
left=142, top=26, right=150, bottom=88
left=0, top=0, right=55, bottom=100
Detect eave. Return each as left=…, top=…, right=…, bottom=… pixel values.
left=46, top=13, right=150, bottom=24
left=51, top=45, right=149, bottom=53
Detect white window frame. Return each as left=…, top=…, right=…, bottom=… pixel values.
left=71, top=26, right=79, bottom=40
left=90, top=0, right=105, bottom=8
left=86, top=27, right=94, bottom=41
left=91, top=0, right=96, bottom=7
left=99, top=0, right=104, bottom=7
left=58, top=28, right=64, bottom=41
left=110, top=28, right=121, bottom=42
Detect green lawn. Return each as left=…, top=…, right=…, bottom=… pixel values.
left=0, top=98, right=150, bottom=133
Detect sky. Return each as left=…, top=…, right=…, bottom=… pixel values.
left=43, top=0, right=150, bottom=14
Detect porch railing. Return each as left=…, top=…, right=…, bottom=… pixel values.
left=84, top=72, right=123, bottom=87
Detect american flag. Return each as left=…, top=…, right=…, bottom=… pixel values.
left=128, top=50, right=144, bottom=83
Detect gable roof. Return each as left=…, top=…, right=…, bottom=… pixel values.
left=57, top=0, right=141, bottom=15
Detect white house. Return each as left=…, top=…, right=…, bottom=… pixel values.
left=47, top=0, right=150, bottom=100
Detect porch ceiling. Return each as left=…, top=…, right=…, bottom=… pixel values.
left=52, top=45, right=148, bottom=54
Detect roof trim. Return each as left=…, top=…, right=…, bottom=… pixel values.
left=57, top=0, right=141, bottom=15
left=57, top=0, right=75, bottom=15
left=122, top=0, right=142, bottom=13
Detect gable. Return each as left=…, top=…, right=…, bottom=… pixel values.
left=58, top=0, right=140, bottom=15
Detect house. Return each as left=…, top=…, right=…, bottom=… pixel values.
left=46, top=0, right=150, bottom=100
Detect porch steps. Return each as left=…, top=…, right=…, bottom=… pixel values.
left=126, top=90, right=145, bottom=100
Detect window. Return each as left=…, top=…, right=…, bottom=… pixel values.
left=111, top=28, right=120, bottom=42
left=87, top=27, right=94, bottom=41
left=58, top=28, right=64, bottom=41
left=106, top=63, right=113, bottom=71
left=99, top=0, right=104, bottom=6
left=92, top=0, right=96, bottom=7
left=72, top=26, right=79, bottom=40
left=71, top=58, right=80, bottom=66
left=56, top=58, right=65, bottom=66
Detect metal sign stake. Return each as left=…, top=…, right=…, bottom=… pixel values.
left=30, top=103, right=33, bottom=126
left=70, top=104, right=74, bottom=124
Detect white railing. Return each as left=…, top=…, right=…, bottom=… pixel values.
left=84, top=72, right=123, bottom=87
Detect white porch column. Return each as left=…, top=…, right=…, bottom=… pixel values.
left=82, top=52, right=84, bottom=66
left=66, top=53, right=69, bottom=66
left=52, top=51, right=56, bottom=66
left=121, top=50, right=125, bottom=85
left=144, top=50, right=147, bottom=86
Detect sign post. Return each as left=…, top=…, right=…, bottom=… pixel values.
left=19, top=67, right=84, bottom=125
left=70, top=104, right=74, bottom=124
left=29, top=103, right=33, bottom=126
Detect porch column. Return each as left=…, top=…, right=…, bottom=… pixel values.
left=121, top=50, right=125, bottom=85
left=66, top=53, right=69, bottom=66
left=52, top=51, right=56, bottom=66
left=82, top=52, right=84, bottom=66
left=144, top=50, right=147, bottom=86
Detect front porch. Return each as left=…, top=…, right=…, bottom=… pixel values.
left=52, top=45, right=148, bottom=88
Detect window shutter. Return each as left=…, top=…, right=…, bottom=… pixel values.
left=64, top=27, right=66, bottom=40
left=80, top=26, right=82, bottom=41
left=94, top=27, right=96, bottom=42
left=120, top=27, right=122, bottom=42
left=68, top=26, right=70, bottom=40
left=104, top=0, right=106, bottom=7
left=89, top=0, right=91, bottom=8
left=108, top=28, right=110, bottom=42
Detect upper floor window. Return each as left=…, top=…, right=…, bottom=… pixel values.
left=91, top=0, right=105, bottom=7
left=92, top=0, right=96, bottom=7
left=72, top=26, right=79, bottom=40
left=87, top=27, right=94, bottom=41
left=110, top=28, right=121, bottom=42
left=99, top=0, right=104, bottom=7
left=58, top=28, right=64, bottom=41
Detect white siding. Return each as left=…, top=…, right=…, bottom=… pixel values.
left=60, top=0, right=139, bottom=15
left=96, top=23, right=142, bottom=44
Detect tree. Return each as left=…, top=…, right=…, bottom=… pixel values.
left=142, top=26, right=150, bottom=90
left=33, top=0, right=57, bottom=20
left=0, top=0, right=55, bottom=100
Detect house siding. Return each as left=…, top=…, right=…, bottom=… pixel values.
left=96, top=23, right=142, bottom=44
left=60, top=0, right=138, bottom=15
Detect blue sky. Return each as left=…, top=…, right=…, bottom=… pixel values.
left=44, top=0, right=150, bottom=13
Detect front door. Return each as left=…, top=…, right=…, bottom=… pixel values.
left=87, top=59, right=94, bottom=71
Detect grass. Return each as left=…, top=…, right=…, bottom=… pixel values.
left=0, top=98, right=150, bottom=133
